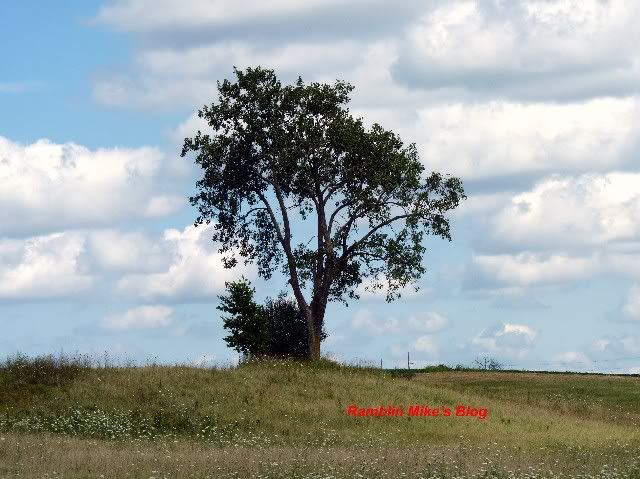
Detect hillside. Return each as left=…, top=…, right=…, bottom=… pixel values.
left=1, top=357, right=639, bottom=478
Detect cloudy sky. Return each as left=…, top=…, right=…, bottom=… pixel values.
left=2, top=0, right=640, bottom=372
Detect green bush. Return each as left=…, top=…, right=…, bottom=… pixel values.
left=218, top=279, right=326, bottom=359
left=217, top=277, right=270, bottom=357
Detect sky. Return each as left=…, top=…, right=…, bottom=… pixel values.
left=2, top=0, right=640, bottom=373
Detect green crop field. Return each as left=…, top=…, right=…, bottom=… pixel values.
left=1, top=354, right=639, bottom=478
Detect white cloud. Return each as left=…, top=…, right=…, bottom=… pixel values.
left=0, top=232, right=94, bottom=300
left=470, top=322, right=536, bottom=359
left=0, top=223, right=259, bottom=303
left=468, top=253, right=598, bottom=288
left=0, top=136, right=184, bottom=235
left=589, top=335, right=640, bottom=356
left=407, top=312, right=448, bottom=333
left=621, top=336, right=640, bottom=354
left=116, top=223, right=255, bottom=301
left=462, top=171, right=640, bottom=293
left=352, top=309, right=449, bottom=336
left=622, top=285, right=640, bottom=322
left=490, top=172, right=640, bottom=250
left=94, top=40, right=364, bottom=109
left=100, top=305, right=173, bottom=331
left=87, top=230, right=173, bottom=273
left=169, top=112, right=210, bottom=145
left=413, top=335, right=438, bottom=356
left=352, top=309, right=399, bottom=334
left=395, top=1, right=640, bottom=100
left=553, top=351, right=590, bottom=365
left=407, top=99, right=639, bottom=181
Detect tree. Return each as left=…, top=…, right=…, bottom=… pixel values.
left=183, top=66, right=466, bottom=359
left=217, top=277, right=269, bottom=358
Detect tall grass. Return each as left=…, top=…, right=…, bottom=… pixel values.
left=1, top=353, right=639, bottom=478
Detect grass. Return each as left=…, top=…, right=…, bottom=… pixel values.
left=0, top=353, right=639, bottom=478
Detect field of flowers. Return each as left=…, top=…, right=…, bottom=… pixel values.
left=0, top=354, right=639, bottom=478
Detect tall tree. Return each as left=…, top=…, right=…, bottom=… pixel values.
left=182, top=66, right=466, bottom=359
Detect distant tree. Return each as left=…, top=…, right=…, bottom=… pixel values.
left=217, top=277, right=269, bottom=358
left=474, top=356, right=503, bottom=371
left=184, top=66, right=466, bottom=359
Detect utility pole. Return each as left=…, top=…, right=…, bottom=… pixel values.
left=408, top=352, right=410, bottom=370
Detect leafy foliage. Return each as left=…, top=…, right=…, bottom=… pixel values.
left=184, top=66, right=466, bottom=357
left=217, top=279, right=326, bottom=358
left=264, top=293, right=327, bottom=358
left=217, top=277, right=270, bottom=357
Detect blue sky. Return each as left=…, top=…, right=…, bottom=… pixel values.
left=2, top=0, right=640, bottom=372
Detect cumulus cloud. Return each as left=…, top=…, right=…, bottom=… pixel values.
left=469, top=322, right=536, bottom=359
left=463, top=171, right=640, bottom=294
left=394, top=1, right=640, bottom=100
left=0, top=232, right=94, bottom=300
left=86, top=230, right=173, bottom=273
left=115, top=223, right=255, bottom=301
left=489, top=172, right=640, bottom=251
left=404, top=99, right=640, bottom=182
left=0, top=136, right=185, bottom=236
left=466, top=252, right=598, bottom=291
left=352, top=309, right=448, bottom=335
left=94, top=40, right=365, bottom=109
left=0, top=222, right=259, bottom=303
left=100, top=305, right=174, bottom=331
left=97, top=0, right=640, bottom=103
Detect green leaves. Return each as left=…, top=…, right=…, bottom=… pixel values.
left=217, top=279, right=325, bottom=358
left=186, top=66, right=466, bottom=354
left=217, top=277, right=270, bottom=357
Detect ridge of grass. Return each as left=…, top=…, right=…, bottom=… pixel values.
left=1, top=353, right=639, bottom=478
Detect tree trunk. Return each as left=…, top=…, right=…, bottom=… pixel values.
left=306, top=296, right=328, bottom=360
left=305, top=306, right=322, bottom=360
left=309, top=328, right=321, bottom=360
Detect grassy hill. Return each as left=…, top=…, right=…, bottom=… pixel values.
left=1, top=355, right=639, bottom=478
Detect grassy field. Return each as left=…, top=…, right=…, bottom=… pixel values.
left=0, top=354, right=639, bottom=478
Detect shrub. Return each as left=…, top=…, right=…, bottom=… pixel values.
left=217, top=277, right=270, bottom=357
left=217, top=280, right=326, bottom=359
left=264, top=293, right=327, bottom=358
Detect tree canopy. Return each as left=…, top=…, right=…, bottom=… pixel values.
left=183, top=66, right=466, bottom=359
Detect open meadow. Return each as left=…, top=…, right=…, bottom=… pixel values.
left=0, top=355, right=639, bottom=478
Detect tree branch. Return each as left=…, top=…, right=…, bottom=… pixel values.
left=341, top=213, right=415, bottom=261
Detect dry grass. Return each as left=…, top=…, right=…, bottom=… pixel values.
left=2, top=432, right=639, bottom=479
left=1, top=356, right=639, bottom=478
